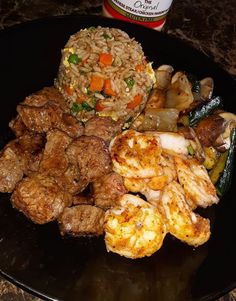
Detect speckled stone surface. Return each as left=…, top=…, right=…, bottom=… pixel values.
left=0, top=0, right=236, bottom=300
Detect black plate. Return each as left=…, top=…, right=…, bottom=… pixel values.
left=0, top=15, right=236, bottom=301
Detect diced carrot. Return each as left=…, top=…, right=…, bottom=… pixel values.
left=76, top=94, right=87, bottom=103
left=135, top=64, right=145, bottom=72
left=99, top=53, right=113, bottom=66
left=104, top=79, right=116, bottom=96
left=127, top=94, right=143, bottom=109
left=95, top=101, right=106, bottom=112
left=90, top=75, right=104, bottom=92
left=64, top=85, right=74, bottom=96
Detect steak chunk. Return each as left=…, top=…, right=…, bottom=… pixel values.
left=39, top=130, right=87, bottom=195
left=66, top=136, right=112, bottom=183
left=17, top=87, right=84, bottom=138
left=84, top=116, right=122, bottom=145
left=92, top=172, right=127, bottom=210
left=0, top=132, right=45, bottom=193
left=11, top=174, right=72, bottom=224
left=58, top=205, right=104, bottom=236
left=9, top=115, right=27, bottom=137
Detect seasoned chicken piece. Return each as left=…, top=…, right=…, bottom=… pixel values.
left=174, top=156, right=219, bottom=208
left=84, top=116, right=123, bottom=145
left=92, top=172, right=127, bottom=210
left=110, top=130, right=163, bottom=178
left=123, top=153, right=177, bottom=205
left=11, top=174, right=72, bottom=224
left=104, top=194, right=166, bottom=259
left=17, top=87, right=84, bottom=138
left=39, top=130, right=86, bottom=195
left=0, top=133, right=45, bottom=192
left=159, top=181, right=210, bottom=247
left=66, top=136, right=112, bottom=183
left=9, top=115, right=27, bottom=137
left=152, top=131, right=190, bottom=156
left=58, top=205, right=104, bottom=236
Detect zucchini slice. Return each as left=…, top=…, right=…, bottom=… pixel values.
left=189, top=96, right=223, bottom=127
left=216, top=128, right=236, bottom=197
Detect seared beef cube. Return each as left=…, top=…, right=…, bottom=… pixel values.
left=22, top=86, right=68, bottom=110
left=92, top=172, right=127, bottom=210
left=72, top=194, right=94, bottom=205
left=0, top=147, right=24, bottom=193
left=17, top=87, right=84, bottom=138
left=9, top=115, right=27, bottom=137
left=39, top=130, right=87, bottom=195
left=0, top=132, right=44, bottom=192
left=11, top=174, right=72, bottom=224
left=66, top=136, right=112, bottom=183
left=58, top=205, right=104, bottom=236
left=39, top=130, right=72, bottom=177
left=84, top=116, right=122, bottom=145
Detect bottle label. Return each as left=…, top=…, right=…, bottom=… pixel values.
left=103, top=0, right=173, bottom=28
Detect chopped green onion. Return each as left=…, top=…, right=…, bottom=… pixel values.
left=146, top=86, right=152, bottom=94
left=88, top=26, right=96, bottom=31
left=71, top=103, right=83, bottom=115
left=124, top=77, right=135, bottom=89
left=68, top=53, right=81, bottom=65
left=102, top=33, right=112, bottom=40
left=187, top=144, right=195, bottom=155
left=82, top=101, right=94, bottom=111
left=91, top=97, right=97, bottom=108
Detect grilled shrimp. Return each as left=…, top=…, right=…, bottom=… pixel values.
left=159, top=181, right=211, bottom=247
left=174, top=156, right=219, bottom=208
left=109, top=130, right=163, bottom=178
left=104, top=194, right=167, bottom=259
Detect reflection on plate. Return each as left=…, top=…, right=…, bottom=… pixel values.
left=0, top=15, right=236, bottom=301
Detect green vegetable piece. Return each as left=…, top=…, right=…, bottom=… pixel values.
left=188, top=96, right=223, bottom=127
left=71, top=103, right=83, bottom=115
left=82, top=101, right=94, bottom=112
left=187, top=144, right=195, bottom=155
left=146, top=86, right=152, bottom=95
left=187, top=73, right=201, bottom=94
left=68, top=53, right=81, bottom=65
left=216, top=128, right=236, bottom=197
left=91, top=97, right=97, bottom=108
left=125, top=77, right=135, bottom=89
left=102, top=33, right=111, bottom=39
left=209, top=151, right=228, bottom=184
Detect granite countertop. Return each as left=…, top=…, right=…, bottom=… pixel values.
left=0, top=0, right=236, bottom=300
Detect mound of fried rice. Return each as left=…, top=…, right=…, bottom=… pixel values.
left=55, top=26, right=155, bottom=122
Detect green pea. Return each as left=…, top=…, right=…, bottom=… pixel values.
left=68, top=53, right=81, bottom=65
left=125, top=77, right=135, bottom=89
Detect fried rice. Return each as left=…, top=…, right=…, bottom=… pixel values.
left=55, top=26, right=155, bottom=122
